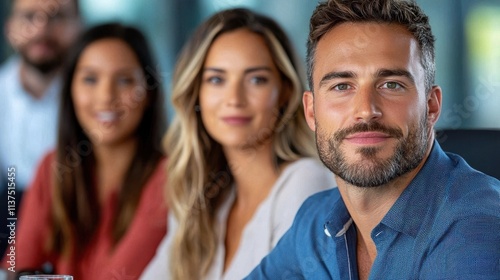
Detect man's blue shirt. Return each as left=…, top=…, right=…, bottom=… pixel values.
left=246, top=141, right=500, bottom=279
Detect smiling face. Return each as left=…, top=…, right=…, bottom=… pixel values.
left=71, top=38, right=148, bottom=147
left=304, top=22, right=441, bottom=187
left=199, top=28, right=283, bottom=150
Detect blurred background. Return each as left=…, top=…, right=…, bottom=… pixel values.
left=1, top=0, right=499, bottom=129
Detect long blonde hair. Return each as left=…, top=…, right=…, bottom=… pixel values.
left=164, top=8, right=315, bottom=280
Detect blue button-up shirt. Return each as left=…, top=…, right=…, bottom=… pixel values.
left=246, top=141, right=500, bottom=279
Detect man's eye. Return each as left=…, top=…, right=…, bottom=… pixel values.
left=50, top=13, right=66, bottom=22
left=381, top=82, right=402, bottom=89
left=332, top=84, right=351, bottom=91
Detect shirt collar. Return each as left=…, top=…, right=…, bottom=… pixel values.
left=8, top=56, right=62, bottom=102
left=324, top=140, right=451, bottom=238
left=323, top=188, right=352, bottom=237
left=380, top=140, right=451, bottom=237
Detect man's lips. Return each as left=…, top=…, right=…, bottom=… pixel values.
left=344, top=132, right=392, bottom=144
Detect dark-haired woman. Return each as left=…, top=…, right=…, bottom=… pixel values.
left=3, top=23, right=167, bottom=279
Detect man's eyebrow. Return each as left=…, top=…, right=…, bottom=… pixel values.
left=318, top=71, right=356, bottom=88
left=376, top=69, right=415, bottom=84
left=317, top=69, right=416, bottom=88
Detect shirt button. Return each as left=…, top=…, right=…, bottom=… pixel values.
left=324, top=225, right=332, bottom=237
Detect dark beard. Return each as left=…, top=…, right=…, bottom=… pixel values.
left=22, top=53, right=63, bottom=74
left=18, top=39, right=65, bottom=74
left=316, top=117, right=429, bottom=188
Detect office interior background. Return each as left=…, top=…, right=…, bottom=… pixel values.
left=1, top=0, right=499, bottom=129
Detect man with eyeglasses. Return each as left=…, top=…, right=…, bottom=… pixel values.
left=0, top=0, right=82, bottom=257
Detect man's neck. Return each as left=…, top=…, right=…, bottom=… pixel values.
left=19, top=62, right=59, bottom=99
left=337, top=173, right=415, bottom=280
left=337, top=137, right=435, bottom=234
left=336, top=137, right=435, bottom=279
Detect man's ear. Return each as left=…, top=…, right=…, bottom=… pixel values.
left=303, top=90, right=316, bottom=131
left=427, top=85, right=442, bottom=126
left=4, top=17, right=23, bottom=50
left=4, top=19, right=13, bottom=46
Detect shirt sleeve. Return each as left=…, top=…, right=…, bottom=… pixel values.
left=271, top=159, right=335, bottom=246
left=2, top=153, right=55, bottom=272
left=420, top=214, right=500, bottom=279
left=97, top=159, right=168, bottom=280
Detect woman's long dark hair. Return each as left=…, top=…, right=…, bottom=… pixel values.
left=50, top=23, right=165, bottom=258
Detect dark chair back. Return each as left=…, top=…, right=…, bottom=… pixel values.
left=436, top=129, right=500, bottom=179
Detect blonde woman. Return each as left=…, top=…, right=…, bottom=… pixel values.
left=141, top=8, right=335, bottom=280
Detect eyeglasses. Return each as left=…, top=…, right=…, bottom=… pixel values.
left=12, top=10, right=78, bottom=27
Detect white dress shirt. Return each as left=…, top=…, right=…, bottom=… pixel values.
left=0, top=57, right=61, bottom=191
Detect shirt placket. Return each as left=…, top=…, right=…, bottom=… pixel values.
left=325, top=218, right=358, bottom=280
